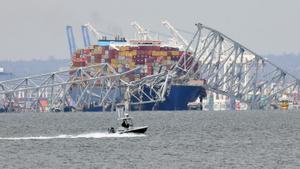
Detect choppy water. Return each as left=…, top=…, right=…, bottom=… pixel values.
left=0, top=110, right=299, bottom=169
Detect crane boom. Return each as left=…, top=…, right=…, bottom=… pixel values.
left=131, top=21, right=151, bottom=40
left=84, top=23, right=101, bottom=40
left=161, top=20, right=189, bottom=49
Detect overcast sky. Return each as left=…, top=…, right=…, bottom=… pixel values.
left=0, top=0, right=299, bottom=61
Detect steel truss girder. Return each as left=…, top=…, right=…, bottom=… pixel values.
left=173, top=23, right=300, bottom=109
left=0, top=64, right=169, bottom=112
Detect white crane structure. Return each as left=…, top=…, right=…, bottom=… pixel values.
left=161, top=20, right=189, bottom=50
left=131, top=21, right=152, bottom=40
left=84, top=23, right=101, bottom=40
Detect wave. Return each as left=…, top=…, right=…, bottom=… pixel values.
left=0, top=132, right=146, bottom=140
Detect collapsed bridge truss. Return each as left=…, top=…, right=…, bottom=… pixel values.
left=0, top=63, right=168, bottom=112
left=175, top=23, right=300, bottom=109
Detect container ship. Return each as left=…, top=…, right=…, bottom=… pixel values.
left=69, top=34, right=206, bottom=111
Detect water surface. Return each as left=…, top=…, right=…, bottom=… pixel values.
left=0, top=110, right=299, bottom=169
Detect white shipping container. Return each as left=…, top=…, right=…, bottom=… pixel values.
left=103, top=54, right=109, bottom=59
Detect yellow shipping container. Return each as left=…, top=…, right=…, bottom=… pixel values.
left=111, top=59, right=117, bottom=64
left=118, top=46, right=128, bottom=51
left=120, top=51, right=126, bottom=56
left=152, top=51, right=159, bottom=56
left=171, top=51, right=180, bottom=56
left=131, top=50, right=137, bottom=56
left=122, top=51, right=127, bottom=56
left=130, top=62, right=135, bottom=67
left=151, top=51, right=167, bottom=57
left=119, top=46, right=129, bottom=51
left=160, top=51, right=167, bottom=56
left=94, top=49, right=102, bottom=54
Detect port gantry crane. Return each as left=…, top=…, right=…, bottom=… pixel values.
left=66, top=26, right=77, bottom=57
left=81, top=25, right=91, bottom=48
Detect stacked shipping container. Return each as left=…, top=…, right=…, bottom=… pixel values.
left=71, top=45, right=184, bottom=81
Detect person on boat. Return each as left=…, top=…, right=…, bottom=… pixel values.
left=108, top=127, right=115, bottom=133
left=121, top=119, right=130, bottom=128
left=121, top=114, right=131, bottom=128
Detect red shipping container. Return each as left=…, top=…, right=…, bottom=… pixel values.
left=112, top=50, right=118, bottom=55
left=179, top=51, right=184, bottom=56
left=146, top=50, right=152, bottom=56
left=86, top=56, right=91, bottom=63
left=129, top=46, right=138, bottom=50
left=157, top=57, right=163, bottom=63
left=74, top=53, right=81, bottom=58
left=137, top=50, right=145, bottom=55
left=79, top=57, right=86, bottom=62
left=94, top=54, right=102, bottom=58
left=83, top=49, right=90, bottom=54
left=134, top=58, right=145, bottom=65
left=110, top=55, right=116, bottom=59
left=147, top=68, right=153, bottom=75
left=146, top=57, right=155, bottom=63
left=73, top=62, right=78, bottom=67
left=95, top=56, right=102, bottom=63
left=80, top=62, right=86, bottom=67
left=139, top=46, right=145, bottom=50
left=152, top=46, right=160, bottom=51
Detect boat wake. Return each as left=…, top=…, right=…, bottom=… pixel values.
left=0, top=132, right=146, bottom=140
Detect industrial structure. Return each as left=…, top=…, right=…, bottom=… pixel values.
left=0, top=21, right=299, bottom=112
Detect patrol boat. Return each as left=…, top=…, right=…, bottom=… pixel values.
left=108, top=105, right=148, bottom=134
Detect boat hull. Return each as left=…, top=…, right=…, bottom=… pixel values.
left=118, top=126, right=148, bottom=134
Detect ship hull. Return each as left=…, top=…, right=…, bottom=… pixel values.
left=68, top=84, right=206, bottom=112
left=132, top=85, right=206, bottom=111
